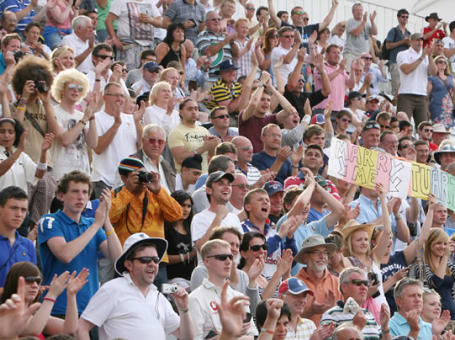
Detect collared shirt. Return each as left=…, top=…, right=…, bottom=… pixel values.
left=38, top=210, right=107, bottom=314
left=385, top=25, right=411, bottom=64
left=234, top=38, right=253, bottom=78
left=389, top=312, right=432, bottom=340
left=361, top=66, right=388, bottom=95
left=397, top=47, right=429, bottom=96
left=314, top=61, right=349, bottom=111
left=321, top=302, right=380, bottom=340
left=285, top=316, right=316, bottom=340
left=165, top=0, right=205, bottom=43
left=0, top=231, right=36, bottom=286
left=296, top=268, right=342, bottom=325
left=0, top=145, right=38, bottom=192
left=208, top=126, right=238, bottom=141
left=207, top=79, right=242, bottom=110
left=81, top=273, right=180, bottom=340
left=189, top=278, right=258, bottom=340
left=196, top=30, right=233, bottom=82
left=235, top=163, right=261, bottom=186
left=61, top=33, right=93, bottom=74
left=132, top=78, right=152, bottom=97
left=142, top=154, right=171, bottom=194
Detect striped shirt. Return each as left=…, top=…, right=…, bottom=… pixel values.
left=234, top=39, right=253, bottom=78
left=196, top=30, right=233, bottom=81
left=285, top=316, right=316, bottom=340
left=320, top=302, right=380, bottom=340
left=0, top=0, right=34, bottom=31
left=235, top=163, right=261, bottom=186
left=207, top=79, right=242, bottom=110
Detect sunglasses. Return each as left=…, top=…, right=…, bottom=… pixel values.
left=213, top=114, right=229, bottom=119
left=240, top=146, right=252, bottom=151
left=24, top=276, right=42, bottom=285
left=350, top=279, right=369, bottom=287
left=249, top=244, right=268, bottom=251
left=380, top=125, right=390, bottom=129
left=400, top=15, right=409, bottom=18
left=246, top=6, right=255, bottom=10
left=210, top=18, right=221, bottom=22
left=269, top=34, right=279, bottom=38
left=341, top=118, right=352, bottom=123
left=282, top=35, right=294, bottom=39
left=131, top=256, right=160, bottom=264
left=423, top=129, right=433, bottom=133
left=207, top=254, right=233, bottom=261
left=362, top=57, right=373, bottom=60
left=293, top=10, right=304, bottom=15
left=122, top=68, right=128, bottom=73
left=303, top=17, right=309, bottom=21
left=105, top=93, right=125, bottom=98
left=232, top=183, right=249, bottom=189
left=297, top=79, right=305, bottom=83
left=67, top=83, right=84, bottom=91
left=96, top=54, right=112, bottom=60
left=146, top=137, right=166, bottom=145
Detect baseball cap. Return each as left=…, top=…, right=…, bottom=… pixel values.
left=206, top=171, right=234, bottom=187
left=143, top=62, right=160, bottom=72
left=361, top=121, right=380, bottom=132
left=311, top=114, right=325, bottom=125
left=279, top=277, right=314, bottom=295
left=366, top=95, right=381, bottom=102
left=264, top=181, right=284, bottom=196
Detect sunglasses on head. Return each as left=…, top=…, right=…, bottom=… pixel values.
left=207, top=254, right=233, bottom=261
left=24, top=276, right=42, bottom=285
left=249, top=244, right=268, bottom=251
left=350, top=279, right=369, bottom=287
left=131, top=256, right=160, bottom=264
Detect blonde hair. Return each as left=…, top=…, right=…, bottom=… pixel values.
left=425, top=228, right=450, bottom=274
left=50, top=46, right=75, bottom=73
left=159, top=67, right=179, bottom=82
left=343, top=229, right=372, bottom=258
left=434, top=55, right=450, bottom=76
left=201, top=239, right=230, bottom=259
left=149, top=81, right=172, bottom=106
left=51, top=68, right=90, bottom=103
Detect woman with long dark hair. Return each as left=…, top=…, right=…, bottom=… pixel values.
left=255, top=27, right=279, bottom=75
left=165, top=190, right=197, bottom=281
left=155, top=23, right=187, bottom=71
left=1, top=261, right=87, bottom=338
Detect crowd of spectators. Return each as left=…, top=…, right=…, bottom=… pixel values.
left=3, top=0, right=455, bottom=339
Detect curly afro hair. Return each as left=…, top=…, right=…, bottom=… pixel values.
left=12, top=55, right=53, bottom=96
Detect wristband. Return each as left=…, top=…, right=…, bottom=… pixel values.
left=382, top=329, right=390, bottom=334
left=16, top=105, right=26, bottom=111
left=106, top=229, right=115, bottom=237
left=44, top=297, right=56, bottom=303
left=37, top=162, right=47, bottom=170
left=261, top=328, right=274, bottom=335
left=179, top=308, right=189, bottom=313
left=179, top=253, right=185, bottom=263
left=79, top=119, right=87, bottom=126
left=303, top=115, right=311, bottom=124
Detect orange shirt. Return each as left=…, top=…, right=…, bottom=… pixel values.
left=296, top=268, right=342, bottom=326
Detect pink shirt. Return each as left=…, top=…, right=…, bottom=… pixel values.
left=46, top=0, right=73, bottom=30
left=313, top=62, right=348, bottom=111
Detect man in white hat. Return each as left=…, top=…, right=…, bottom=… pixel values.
left=321, top=267, right=392, bottom=340
left=77, top=233, right=194, bottom=340
left=434, top=139, right=455, bottom=171
left=294, top=234, right=342, bottom=326
left=431, top=123, right=451, bottom=147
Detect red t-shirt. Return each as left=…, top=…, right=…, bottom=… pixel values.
left=238, top=112, right=277, bottom=153
left=423, top=26, right=446, bottom=48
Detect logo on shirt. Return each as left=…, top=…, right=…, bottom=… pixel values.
left=209, top=301, right=218, bottom=311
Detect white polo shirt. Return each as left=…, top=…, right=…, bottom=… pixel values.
left=61, top=33, right=93, bottom=74
left=397, top=47, right=429, bottom=96
left=81, top=274, right=180, bottom=340
left=189, top=278, right=258, bottom=340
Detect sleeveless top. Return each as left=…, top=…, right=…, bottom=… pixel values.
left=159, top=42, right=182, bottom=68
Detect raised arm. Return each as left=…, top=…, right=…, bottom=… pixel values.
left=267, top=0, right=281, bottom=28
left=372, top=184, right=392, bottom=263
left=319, top=0, right=339, bottom=31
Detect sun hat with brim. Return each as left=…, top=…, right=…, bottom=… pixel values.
left=340, top=219, right=375, bottom=242
left=433, top=123, right=450, bottom=134
left=278, top=277, right=314, bottom=296
left=294, top=235, right=336, bottom=264
left=115, top=233, right=168, bottom=276
left=425, top=12, right=442, bottom=22
left=434, top=142, right=455, bottom=164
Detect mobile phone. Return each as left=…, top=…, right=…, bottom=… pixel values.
left=243, top=312, right=252, bottom=323
left=205, top=330, right=218, bottom=339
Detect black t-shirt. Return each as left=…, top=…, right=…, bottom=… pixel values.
left=283, top=86, right=326, bottom=118
left=380, top=251, right=407, bottom=315
left=165, top=227, right=196, bottom=281
left=281, top=23, right=319, bottom=48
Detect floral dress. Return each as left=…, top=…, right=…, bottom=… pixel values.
left=429, top=75, right=455, bottom=129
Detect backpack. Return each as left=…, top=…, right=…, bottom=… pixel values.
left=380, top=27, right=398, bottom=60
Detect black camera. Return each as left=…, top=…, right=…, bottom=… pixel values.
left=138, top=171, right=154, bottom=183
left=13, top=50, right=23, bottom=63
left=368, top=272, right=379, bottom=285
left=35, top=80, right=49, bottom=93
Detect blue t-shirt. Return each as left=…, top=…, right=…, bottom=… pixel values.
left=0, top=53, right=6, bottom=75
left=252, top=151, right=292, bottom=185
left=0, top=231, right=36, bottom=286
left=38, top=210, right=106, bottom=315
left=380, top=250, right=407, bottom=315
left=0, top=0, right=35, bottom=31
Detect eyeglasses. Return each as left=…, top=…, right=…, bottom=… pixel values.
left=246, top=6, right=255, bottom=10
left=122, top=68, right=128, bottom=73
left=308, top=250, right=328, bottom=256
left=24, top=276, right=42, bottom=284
left=96, top=54, right=112, bottom=60
left=146, top=137, right=166, bottom=145
left=105, top=93, right=125, bottom=98
left=210, top=18, right=221, bottom=22
left=423, top=129, right=433, bottom=133
left=400, top=15, right=409, bottom=18
left=67, top=83, right=84, bottom=91
left=249, top=244, right=268, bottom=251
left=131, top=256, right=160, bottom=264
left=213, top=114, right=230, bottom=119
left=282, top=35, right=294, bottom=39
left=303, top=17, right=309, bottom=21
left=362, top=57, right=373, bottom=60
left=207, top=254, right=233, bottom=261
left=341, top=118, right=352, bottom=123
left=400, top=144, right=413, bottom=149
left=350, top=279, right=369, bottom=287
left=240, top=146, right=253, bottom=151
left=297, top=79, right=305, bottom=83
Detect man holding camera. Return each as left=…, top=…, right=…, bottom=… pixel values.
left=110, top=157, right=183, bottom=286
